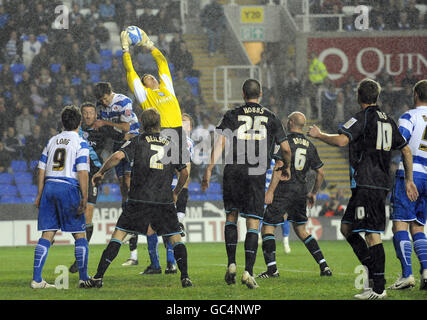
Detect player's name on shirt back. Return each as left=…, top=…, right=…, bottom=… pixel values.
left=292, top=137, right=310, bottom=148
left=242, top=106, right=265, bottom=114
left=145, top=134, right=170, bottom=145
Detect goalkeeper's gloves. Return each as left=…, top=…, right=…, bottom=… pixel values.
left=120, top=31, right=131, bottom=52
left=136, top=28, right=154, bottom=50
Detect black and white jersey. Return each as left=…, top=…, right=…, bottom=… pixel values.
left=338, top=105, right=407, bottom=190
left=274, top=132, right=323, bottom=190
left=216, top=102, right=287, bottom=174
left=120, top=133, right=186, bottom=204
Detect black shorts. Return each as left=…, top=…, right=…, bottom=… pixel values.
left=342, top=187, right=388, bottom=233
left=223, top=164, right=265, bottom=220
left=161, top=126, right=190, bottom=165
left=116, top=200, right=180, bottom=236
left=264, top=183, right=307, bottom=225
left=87, top=174, right=98, bottom=205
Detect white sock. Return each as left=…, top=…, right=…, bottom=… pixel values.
left=177, top=212, right=186, bottom=223
left=130, top=249, right=138, bottom=260
left=283, top=237, right=289, bottom=246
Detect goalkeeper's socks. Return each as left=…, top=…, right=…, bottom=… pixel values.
left=413, top=232, right=427, bottom=271
left=32, top=238, right=51, bottom=283
left=75, top=238, right=90, bottom=281
left=392, top=230, right=413, bottom=278
left=262, top=234, right=277, bottom=274
left=95, top=239, right=122, bottom=279
left=346, top=233, right=373, bottom=276
left=173, top=242, right=188, bottom=279
left=225, top=222, right=238, bottom=267
left=86, top=223, right=94, bottom=243
left=369, top=243, right=386, bottom=294
left=147, top=234, right=160, bottom=269
left=163, top=236, right=175, bottom=264
left=303, top=235, right=328, bottom=269
left=244, top=229, right=259, bottom=276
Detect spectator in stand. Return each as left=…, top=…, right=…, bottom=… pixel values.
left=64, top=43, right=85, bottom=72
left=405, top=0, right=420, bottom=29
left=171, top=41, right=197, bottom=77
left=0, top=97, right=14, bottom=131
left=373, top=14, right=389, bottom=31
left=174, top=70, right=193, bottom=100
left=116, top=1, right=138, bottom=32
left=319, top=189, right=345, bottom=217
left=22, top=33, right=41, bottom=68
left=93, top=21, right=110, bottom=48
left=36, top=107, right=56, bottom=139
left=400, top=69, right=419, bottom=88
left=5, top=30, right=21, bottom=63
left=154, top=7, right=177, bottom=35
left=30, top=46, right=50, bottom=78
left=180, top=93, right=198, bottom=116
left=86, top=3, right=100, bottom=31
left=29, top=84, right=46, bottom=115
left=380, top=81, right=398, bottom=108
left=169, top=32, right=183, bottom=58
left=0, top=63, right=15, bottom=87
left=200, top=0, right=225, bottom=57
left=84, top=34, right=101, bottom=64
left=0, top=141, right=12, bottom=173
left=70, top=15, right=87, bottom=43
left=396, top=11, right=411, bottom=30
left=322, top=0, right=343, bottom=13
left=70, top=3, right=82, bottom=25
left=99, top=0, right=116, bottom=22
left=308, top=51, right=328, bottom=118
left=3, top=126, right=22, bottom=159
left=257, top=50, right=277, bottom=102
left=0, top=5, right=10, bottom=30
left=15, top=107, right=36, bottom=139
left=284, top=70, right=302, bottom=114
left=138, top=8, right=156, bottom=35
left=320, top=80, right=338, bottom=132
left=343, top=83, right=358, bottom=120
left=157, top=33, right=170, bottom=57
left=398, top=85, right=413, bottom=114
left=35, top=67, right=53, bottom=98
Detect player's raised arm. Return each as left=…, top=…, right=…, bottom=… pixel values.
left=91, top=150, right=126, bottom=186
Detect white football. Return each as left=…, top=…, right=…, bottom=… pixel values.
left=126, top=26, right=143, bottom=46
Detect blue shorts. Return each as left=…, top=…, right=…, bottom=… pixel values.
left=391, top=177, right=427, bottom=226
left=115, top=158, right=132, bottom=178
left=38, top=181, right=86, bottom=233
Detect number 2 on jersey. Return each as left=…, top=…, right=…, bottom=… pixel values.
left=52, top=148, right=66, bottom=171
left=150, top=144, right=164, bottom=170
left=237, top=115, right=268, bottom=140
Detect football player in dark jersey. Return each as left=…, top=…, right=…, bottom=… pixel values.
left=258, top=111, right=331, bottom=279
left=84, top=108, right=192, bottom=288
left=202, top=79, right=292, bottom=289
left=69, top=102, right=124, bottom=274
left=308, top=78, right=418, bottom=300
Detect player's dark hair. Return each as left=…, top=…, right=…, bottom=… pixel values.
left=80, top=101, right=96, bottom=112
left=94, top=82, right=112, bottom=100
left=140, top=108, right=161, bottom=133
left=414, top=79, right=427, bottom=102
left=242, top=79, right=261, bottom=100
left=357, top=78, right=381, bottom=104
left=61, top=105, right=82, bottom=131
left=182, top=112, right=194, bottom=130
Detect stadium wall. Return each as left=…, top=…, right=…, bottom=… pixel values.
left=1, top=201, right=423, bottom=246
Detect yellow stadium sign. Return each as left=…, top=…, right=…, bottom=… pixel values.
left=240, top=7, right=264, bottom=23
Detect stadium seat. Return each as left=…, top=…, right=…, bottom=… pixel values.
left=115, top=50, right=123, bottom=58
left=13, top=73, right=23, bottom=84
left=2, top=185, right=18, bottom=197
left=188, top=182, right=201, bottom=193
left=206, top=193, right=222, bottom=201
left=29, top=160, right=39, bottom=170
left=86, top=63, right=101, bottom=73
left=90, top=74, right=100, bottom=83
left=98, top=194, right=122, bottom=202
left=37, top=35, right=48, bottom=43
left=101, top=60, right=112, bottom=71
left=20, top=34, right=29, bottom=41
left=0, top=64, right=2, bottom=72
left=21, top=195, right=36, bottom=203
left=0, top=196, right=21, bottom=203
left=18, top=184, right=37, bottom=196
left=205, top=182, right=221, bottom=193
left=0, top=173, right=13, bottom=184
left=168, top=63, right=175, bottom=77
left=14, top=172, right=33, bottom=184
left=11, top=160, right=27, bottom=172
left=101, top=183, right=121, bottom=196
left=51, top=64, right=61, bottom=73
left=72, top=77, right=81, bottom=85
left=100, top=49, right=113, bottom=59
left=316, top=193, right=330, bottom=200
left=10, top=63, right=26, bottom=74
left=185, top=77, right=200, bottom=96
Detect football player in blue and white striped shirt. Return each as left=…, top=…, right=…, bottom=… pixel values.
left=31, top=106, right=91, bottom=289
left=390, top=80, right=427, bottom=291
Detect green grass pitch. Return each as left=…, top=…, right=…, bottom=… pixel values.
left=1, top=240, right=426, bottom=300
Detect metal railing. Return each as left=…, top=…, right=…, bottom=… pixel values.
left=213, top=65, right=261, bottom=110
left=294, top=13, right=346, bottom=32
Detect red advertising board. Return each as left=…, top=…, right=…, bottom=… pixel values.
left=307, top=36, right=427, bottom=86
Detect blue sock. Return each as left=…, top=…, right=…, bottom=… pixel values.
left=147, top=234, right=160, bottom=269
left=166, top=240, right=175, bottom=264
left=33, top=238, right=51, bottom=283
left=75, top=238, right=90, bottom=281
left=413, top=232, right=427, bottom=273
left=258, top=220, right=263, bottom=233
left=393, top=230, right=412, bottom=278
left=282, top=220, right=290, bottom=237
